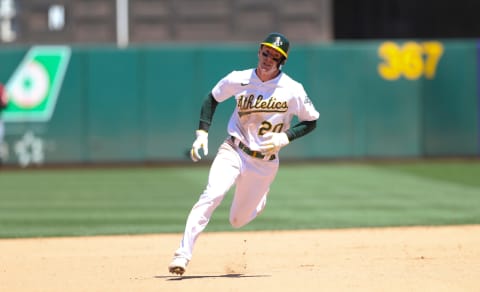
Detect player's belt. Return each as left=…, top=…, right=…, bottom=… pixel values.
left=230, top=136, right=276, bottom=161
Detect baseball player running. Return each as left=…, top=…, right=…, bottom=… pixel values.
left=168, top=32, right=320, bottom=275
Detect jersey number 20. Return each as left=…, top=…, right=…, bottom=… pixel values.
left=258, top=121, right=284, bottom=136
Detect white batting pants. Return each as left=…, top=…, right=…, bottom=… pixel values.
left=174, top=140, right=279, bottom=260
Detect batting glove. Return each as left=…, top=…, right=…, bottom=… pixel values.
left=190, top=130, right=208, bottom=162
left=259, top=132, right=290, bottom=154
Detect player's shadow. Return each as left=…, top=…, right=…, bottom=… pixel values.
left=156, top=273, right=271, bottom=281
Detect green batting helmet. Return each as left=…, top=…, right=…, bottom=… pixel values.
left=261, top=32, right=290, bottom=59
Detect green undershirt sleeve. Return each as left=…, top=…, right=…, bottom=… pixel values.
left=285, top=120, right=317, bottom=141
left=198, top=92, right=219, bottom=132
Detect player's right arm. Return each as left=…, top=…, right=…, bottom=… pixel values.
left=198, top=93, right=219, bottom=132
left=190, top=70, right=239, bottom=162
left=190, top=93, right=219, bottom=162
left=198, top=70, right=239, bottom=131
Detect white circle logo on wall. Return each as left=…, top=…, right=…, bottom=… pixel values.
left=10, top=60, right=50, bottom=108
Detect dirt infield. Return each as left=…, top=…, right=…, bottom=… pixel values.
left=1, top=225, right=479, bottom=292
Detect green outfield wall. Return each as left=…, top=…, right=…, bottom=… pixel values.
left=0, top=40, right=478, bottom=167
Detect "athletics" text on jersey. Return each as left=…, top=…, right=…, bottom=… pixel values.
left=237, top=94, right=288, bottom=117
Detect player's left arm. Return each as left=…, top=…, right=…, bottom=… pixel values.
left=259, top=85, right=319, bottom=152
left=285, top=89, right=320, bottom=141
left=259, top=120, right=317, bottom=153
left=285, top=119, right=317, bottom=141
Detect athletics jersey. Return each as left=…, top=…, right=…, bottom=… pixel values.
left=211, top=68, right=320, bottom=152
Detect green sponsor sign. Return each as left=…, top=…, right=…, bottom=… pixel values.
left=4, top=46, right=71, bottom=122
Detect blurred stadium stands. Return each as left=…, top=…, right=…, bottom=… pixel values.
left=0, top=0, right=332, bottom=45
left=2, top=0, right=479, bottom=46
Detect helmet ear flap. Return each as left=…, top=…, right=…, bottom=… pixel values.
left=276, top=57, right=286, bottom=70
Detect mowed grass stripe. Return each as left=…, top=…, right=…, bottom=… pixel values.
left=0, top=161, right=479, bottom=238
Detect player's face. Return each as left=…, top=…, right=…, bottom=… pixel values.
left=257, top=45, right=283, bottom=80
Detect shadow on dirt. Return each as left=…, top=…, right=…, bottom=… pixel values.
left=156, top=273, right=271, bottom=281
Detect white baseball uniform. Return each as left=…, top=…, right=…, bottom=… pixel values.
left=174, top=68, right=319, bottom=260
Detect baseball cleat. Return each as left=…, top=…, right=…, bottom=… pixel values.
left=168, top=256, right=189, bottom=276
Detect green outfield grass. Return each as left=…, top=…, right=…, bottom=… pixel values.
left=0, top=160, right=479, bottom=238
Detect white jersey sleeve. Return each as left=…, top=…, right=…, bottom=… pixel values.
left=211, top=70, right=247, bottom=102
left=290, top=83, right=320, bottom=122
